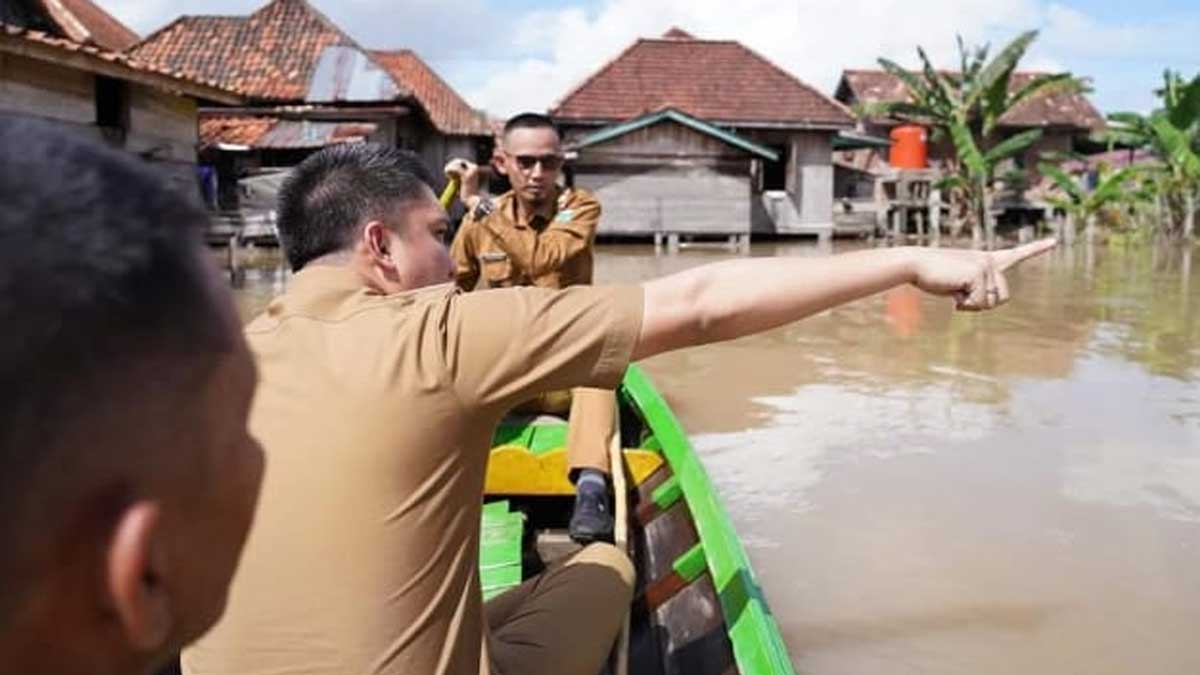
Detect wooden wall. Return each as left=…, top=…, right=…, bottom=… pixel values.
left=573, top=121, right=754, bottom=236
left=575, top=162, right=751, bottom=236
left=0, top=52, right=93, bottom=123
left=1, top=52, right=202, bottom=191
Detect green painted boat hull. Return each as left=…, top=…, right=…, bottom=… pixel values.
left=484, top=364, right=796, bottom=674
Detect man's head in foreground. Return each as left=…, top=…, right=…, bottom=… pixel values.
left=0, top=115, right=264, bottom=675
left=276, top=143, right=452, bottom=292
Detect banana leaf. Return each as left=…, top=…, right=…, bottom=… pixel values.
left=983, top=128, right=1042, bottom=164
left=1039, top=162, right=1084, bottom=203
left=1166, top=73, right=1200, bottom=133
left=949, top=119, right=986, bottom=177
left=976, top=30, right=1039, bottom=134
left=1151, top=116, right=1200, bottom=179
left=1089, top=167, right=1139, bottom=207
left=1008, top=73, right=1083, bottom=114
left=878, top=58, right=934, bottom=108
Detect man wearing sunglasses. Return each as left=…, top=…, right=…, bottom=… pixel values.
left=448, top=113, right=617, bottom=544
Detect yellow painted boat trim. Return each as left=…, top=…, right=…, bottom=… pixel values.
left=485, top=446, right=664, bottom=495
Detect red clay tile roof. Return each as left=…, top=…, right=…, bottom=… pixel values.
left=369, top=50, right=491, bottom=136
left=200, top=116, right=278, bottom=146
left=551, top=31, right=853, bottom=128
left=837, top=69, right=1105, bottom=130
left=36, top=0, right=139, bottom=52
left=129, top=0, right=354, bottom=101
left=0, top=22, right=242, bottom=103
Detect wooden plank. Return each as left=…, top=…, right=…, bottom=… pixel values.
left=653, top=575, right=737, bottom=675
left=126, top=84, right=198, bottom=163
left=0, top=52, right=93, bottom=123
left=641, top=501, right=699, bottom=584
left=609, top=408, right=630, bottom=675
left=0, top=31, right=241, bottom=104
left=576, top=120, right=753, bottom=160
left=576, top=165, right=751, bottom=237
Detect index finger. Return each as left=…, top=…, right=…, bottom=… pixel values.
left=992, top=238, right=1057, bottom=271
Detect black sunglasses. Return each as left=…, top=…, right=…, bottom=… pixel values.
left=512, top=154, right=564, bottom=172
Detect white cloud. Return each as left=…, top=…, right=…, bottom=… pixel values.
left=469, top=0, right=1049, bottom=117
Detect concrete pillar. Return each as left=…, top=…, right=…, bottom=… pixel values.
left=790, top=132, right=834, bottom=227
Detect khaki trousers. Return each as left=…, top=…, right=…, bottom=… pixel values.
left=484, top=543, right=634, bottom=675
left=565, top=387, right=616, bottom=478
left=515, top=388, right=615, bottom=480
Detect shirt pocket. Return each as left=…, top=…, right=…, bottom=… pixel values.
left=479, top=251, right=513, bottom=287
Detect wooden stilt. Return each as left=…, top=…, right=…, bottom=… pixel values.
left=608, top=406, right=629, bottom=675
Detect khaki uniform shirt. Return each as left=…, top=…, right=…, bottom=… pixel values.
left=183, top=267, right=643, bottom=675
left=450, top=187, right=600, bottom=291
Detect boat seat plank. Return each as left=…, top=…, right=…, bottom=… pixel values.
left=480, top=500, right=524, bottom=600
left=484, top=446, right=664, bottom=496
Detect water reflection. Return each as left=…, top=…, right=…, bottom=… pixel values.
left=231, top=240, right=1200, bottom=675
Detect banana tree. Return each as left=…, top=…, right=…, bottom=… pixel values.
left=1039, top=163, right=1148, bottom=240
left=1107, top=71, right=1200, bottom=240
left=858, top=30, right=1085, bottom=245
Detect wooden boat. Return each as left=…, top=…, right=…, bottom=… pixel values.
left=482, top=364, right=795, bottom=675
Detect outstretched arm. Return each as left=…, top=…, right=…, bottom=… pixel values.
left=633, top=240, right=1056, bottom=361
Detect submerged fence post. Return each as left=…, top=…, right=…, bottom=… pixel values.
left=227, top=233, right=240, bottom=285
left=929, top=189, right=941, bottom=244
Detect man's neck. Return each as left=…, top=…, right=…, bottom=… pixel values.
left=305, top=253, right=396, bottom=294
left=513, top=192, right=555, bottom=227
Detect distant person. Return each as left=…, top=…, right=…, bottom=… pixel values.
left=186, top=142, right=1055, bottom=675
left=0, top=114, right=264, bottom=675
left=448, top=112, right=615, bottom=543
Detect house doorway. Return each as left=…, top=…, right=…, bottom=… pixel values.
left=762, top=144, right=789, bottom=191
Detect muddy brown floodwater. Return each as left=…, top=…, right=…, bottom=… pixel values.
left=232, top=240, right=1199, bottom=675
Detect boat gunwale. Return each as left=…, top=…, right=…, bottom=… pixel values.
left=620, top=364, right=796, bottom=675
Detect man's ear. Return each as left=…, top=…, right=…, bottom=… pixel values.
left=491, top=147, right=507, bottom=177
left=107, top=501, right=173, bottom=652
left=363, top=221, right=394, bottom=267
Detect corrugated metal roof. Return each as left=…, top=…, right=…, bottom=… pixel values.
left=200, top=116, right=376, bottom=149
left=307, top=46, right=402, bottom=103
left=254, top=119, right=376, bottom=148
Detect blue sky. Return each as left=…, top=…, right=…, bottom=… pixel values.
left=105, top=0, right=1200, bottom=117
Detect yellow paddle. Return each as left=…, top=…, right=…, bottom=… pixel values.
left=439, top=176, right=461, bottom=210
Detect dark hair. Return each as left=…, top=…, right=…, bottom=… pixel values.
left=0, top=114, right=229, bottom=615
left=503, top=112, right=560, bottom=139
left=276, top=143, right=438, bottom=271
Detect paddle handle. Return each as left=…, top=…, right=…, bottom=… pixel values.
left=439, top=177, right=461, bottom=210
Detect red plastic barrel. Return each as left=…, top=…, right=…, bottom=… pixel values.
left=889, top=124, right=928, bottom=169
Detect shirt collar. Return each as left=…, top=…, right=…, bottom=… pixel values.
left=265, top=265, right=454, bottom=320
left=505, top=187, right=560, bottom=229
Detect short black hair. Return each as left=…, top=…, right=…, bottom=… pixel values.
left=0, top=114, right=229, bottom=615
left=276, top=143, right=438, bottom=271
left=503, top=112, right=560, bottom=138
